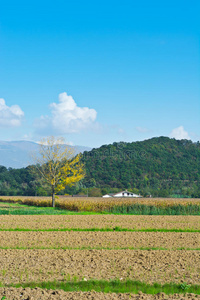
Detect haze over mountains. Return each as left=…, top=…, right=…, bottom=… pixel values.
left=0, top=141, right=91, bottom=169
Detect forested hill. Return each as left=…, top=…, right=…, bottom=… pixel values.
left=81, top=137, right=200, bottom=197
left=0, top=136, right=200, bottom=197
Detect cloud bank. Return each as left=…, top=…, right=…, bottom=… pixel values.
left=35, top=92, right=97, bottom=134
left=169, top=126, right=190, bottom=140
left=0, top=98, right=24, bottom=127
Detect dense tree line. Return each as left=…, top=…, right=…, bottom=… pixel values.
left=80, top=136, right=200, bottom=197
left=0, top=137, right=200, bottom=197
left=0, top=165, right=49, bottom=196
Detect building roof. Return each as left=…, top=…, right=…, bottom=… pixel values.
left=103, top=190, right=141, bottom=197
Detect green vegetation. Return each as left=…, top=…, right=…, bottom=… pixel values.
left=0, top=228, right=199, bottom=232
left=1, top=201, right=200, bottom=215
left=1, top=279, right=200, bottom=294
left=0, top=208, right=101, bottom=215
left=81, top=137, right=200, bottom=198
left=0, top=246, right=199, bottom=250
left=0, top=202, right=103, bottom=215
left=105, top=203, right=200, bottom=215
left=0, top=137, right=200, bottom=198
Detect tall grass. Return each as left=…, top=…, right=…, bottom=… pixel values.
left=106, top=204, right=200, bottom=215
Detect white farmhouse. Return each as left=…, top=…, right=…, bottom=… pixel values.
left=102, top=190, right=141, bottom=198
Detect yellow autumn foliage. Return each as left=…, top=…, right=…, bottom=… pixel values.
left=32, top=136, right=85, bottom=207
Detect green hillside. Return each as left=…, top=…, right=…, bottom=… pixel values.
left=0, top=137, right=199, bottom=197
left=81, top=137, right=200, bottom=197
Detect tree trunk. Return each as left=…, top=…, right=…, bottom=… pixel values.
left=52, top=185, right=55, bottom=208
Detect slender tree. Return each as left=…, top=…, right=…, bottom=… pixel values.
left=33, top=136, right=85, bottom=207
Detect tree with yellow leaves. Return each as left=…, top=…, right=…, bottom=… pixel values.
left=34, top=136, right=85, bottom=207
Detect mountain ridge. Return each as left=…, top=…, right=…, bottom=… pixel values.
left=0, top=140, right=91, bottom=169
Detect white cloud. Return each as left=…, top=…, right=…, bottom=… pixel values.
left=136, top=126, right=151, bottom=133
left=0, top=98, right=24, bottom=127
left=169, top=126, right=190, bottom=140
left=35, top=92, right=97, bottom=134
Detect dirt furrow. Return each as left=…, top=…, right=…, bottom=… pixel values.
left=0, top=288, right=200, bottom=300
left=0, top=231, right=199, bottom=249
left=0, top=215, right=199, bottom=230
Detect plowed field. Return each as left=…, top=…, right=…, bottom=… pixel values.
left=0, top=249, right=199, bottom=284
left=0, top=212, right=200, bottom=299
left=0, top=215, right=199, bottom=230
left=0, top=231, right=199, bottom=249
left=0, top=288, right=199, bottom=300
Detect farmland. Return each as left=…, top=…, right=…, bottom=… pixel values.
left=0, top=199, right=199, bottom=299
left=0, top=214, right=199, bottom=230
left=0, top=249, right=199, bottom=285
left=0, top=231, right=199, bottom=249
left=0, top=196, right=200, bottom=214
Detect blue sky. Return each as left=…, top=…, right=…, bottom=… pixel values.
left=0, top=0, right=199, bottom=147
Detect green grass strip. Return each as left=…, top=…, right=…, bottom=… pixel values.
left=1, top=280, right=200, bottom=295
left=0, top=208, right=103, bottom=215
left=0, top=228, right=199, bottom=232
left=0, top=246, right=199, bottom=250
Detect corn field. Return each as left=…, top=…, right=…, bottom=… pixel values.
left=0, top=196, right=200, bottom=214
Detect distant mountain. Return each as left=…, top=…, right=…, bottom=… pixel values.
left=0, top=141, right=91, bottom=169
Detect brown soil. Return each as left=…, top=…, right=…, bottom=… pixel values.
left=0, top=288, right=199, bottom=300
left=0, top=213, right=199, bottom=298
left=0, top=249, right=199, bottom=285
left=0, top=231, right=199, bottom=249
left=0, top=215, right=199, bottom=230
